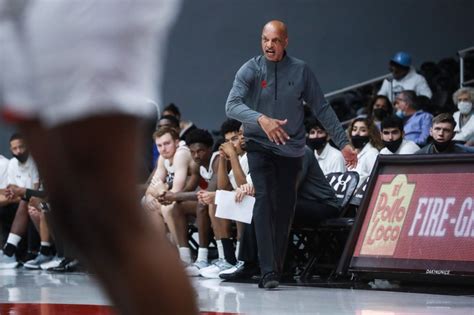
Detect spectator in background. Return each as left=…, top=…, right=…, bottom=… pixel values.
left=452, top=87, right=474, bottom=145
left=162, top=103, right=198, bottom=141
left=305, top=117, right=346, bottom=175
left=348, top=118, right=381, bottom=187
left=395, top=90, right=433, bottom=146
left=378, top=51, right=432, bottom=102
left=379, top=116, right=419, bottom=154
left=416, top=113, right=474, bottom=154
left=367, top=95, right=393, bottom=130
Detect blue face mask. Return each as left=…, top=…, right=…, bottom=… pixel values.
left=395, top=110, right=405, bottom=119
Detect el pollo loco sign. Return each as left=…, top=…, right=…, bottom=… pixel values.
left=360, top=175, right=415, bottom=256
left=354, top=173, right=474, bottom=262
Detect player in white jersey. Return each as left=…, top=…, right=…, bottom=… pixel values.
left=143, top=126, right=201, bottom=248
left=0, top=1, right=197, bottom=314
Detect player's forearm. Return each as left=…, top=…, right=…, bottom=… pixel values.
left=229, top=156, right=247, bottom=187
left=173, top=192, right=198, bottom=202
left=217, top=158, right=230, bottom=190
left=181, top=176, right=199, bottom=192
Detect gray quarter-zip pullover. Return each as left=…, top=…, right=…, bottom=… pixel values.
left=226, top=53, right=349, bottom=157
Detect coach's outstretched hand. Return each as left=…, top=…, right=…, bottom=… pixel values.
left=341, top=144, right=358, bottom=168
left=258, top=115, right=289, bottom=145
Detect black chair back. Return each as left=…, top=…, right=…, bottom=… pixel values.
left=349, top=177, right=370, bottom=207
left=326, top=171, right=360, bottom=210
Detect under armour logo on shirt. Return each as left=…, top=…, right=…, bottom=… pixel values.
left=329, top=173, right=353, bottom=194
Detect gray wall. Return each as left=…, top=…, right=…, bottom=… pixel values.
left=1, top=0, right=473, bottom=153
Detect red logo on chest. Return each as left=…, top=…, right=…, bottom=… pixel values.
left=261, top=80, right=267, bottom=88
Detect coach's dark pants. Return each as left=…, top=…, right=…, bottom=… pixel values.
left=245, top=147, right=302, bottom=275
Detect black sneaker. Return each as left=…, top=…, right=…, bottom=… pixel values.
left=52, top=258, right=81, bottom=272
left=63, top=259, right=81, bottom=272
left=48, top=258, right=71, bottom=272
left=219, top=261, right=259, bottom=280
left=258, top=271, right=280, bottom=289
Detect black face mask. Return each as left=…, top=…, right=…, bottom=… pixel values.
left=12, top=152, right=29, bottom=163
left=351, top=135, right=370, bottom=150
left=383, top=137, right=403, bottom=153
left=433, top=140, right=452, bottom=152
left=373, top=108, right=388, bottom=121
left=306, top=137, right=327, bottom=151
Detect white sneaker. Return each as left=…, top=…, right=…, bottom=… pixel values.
left=200, top=259, right=234, bottom=279
left=40, top=256, right=63, bottom=270
left=185, top=260, right=209, bottom=277
left=198, top=262, right=219, bottom=277
left=24, top=254, right=54, bottom=270
left=219, top=260, right=244, bottom=277
left=0, top=250, right=18, bottom=269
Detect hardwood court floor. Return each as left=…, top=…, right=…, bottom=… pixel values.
left=1, top=269, right=473, bottom=314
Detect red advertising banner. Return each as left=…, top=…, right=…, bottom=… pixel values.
left=353, top=173, right=474, bottom=262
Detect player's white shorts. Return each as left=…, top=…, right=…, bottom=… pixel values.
left=0, top=0, right=180, bottom=127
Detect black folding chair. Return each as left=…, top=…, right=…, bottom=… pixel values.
left=298, top=171, right=360, bottom=280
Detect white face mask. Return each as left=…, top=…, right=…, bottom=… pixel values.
left=395, top=109, right=405, bottom=119
left=458, top=101, right=473, bottom=115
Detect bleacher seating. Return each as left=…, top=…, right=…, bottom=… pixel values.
left=329, top=52, right=474, bottom=122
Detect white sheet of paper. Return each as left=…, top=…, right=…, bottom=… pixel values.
left=215, top=190, right=255, bottom=224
